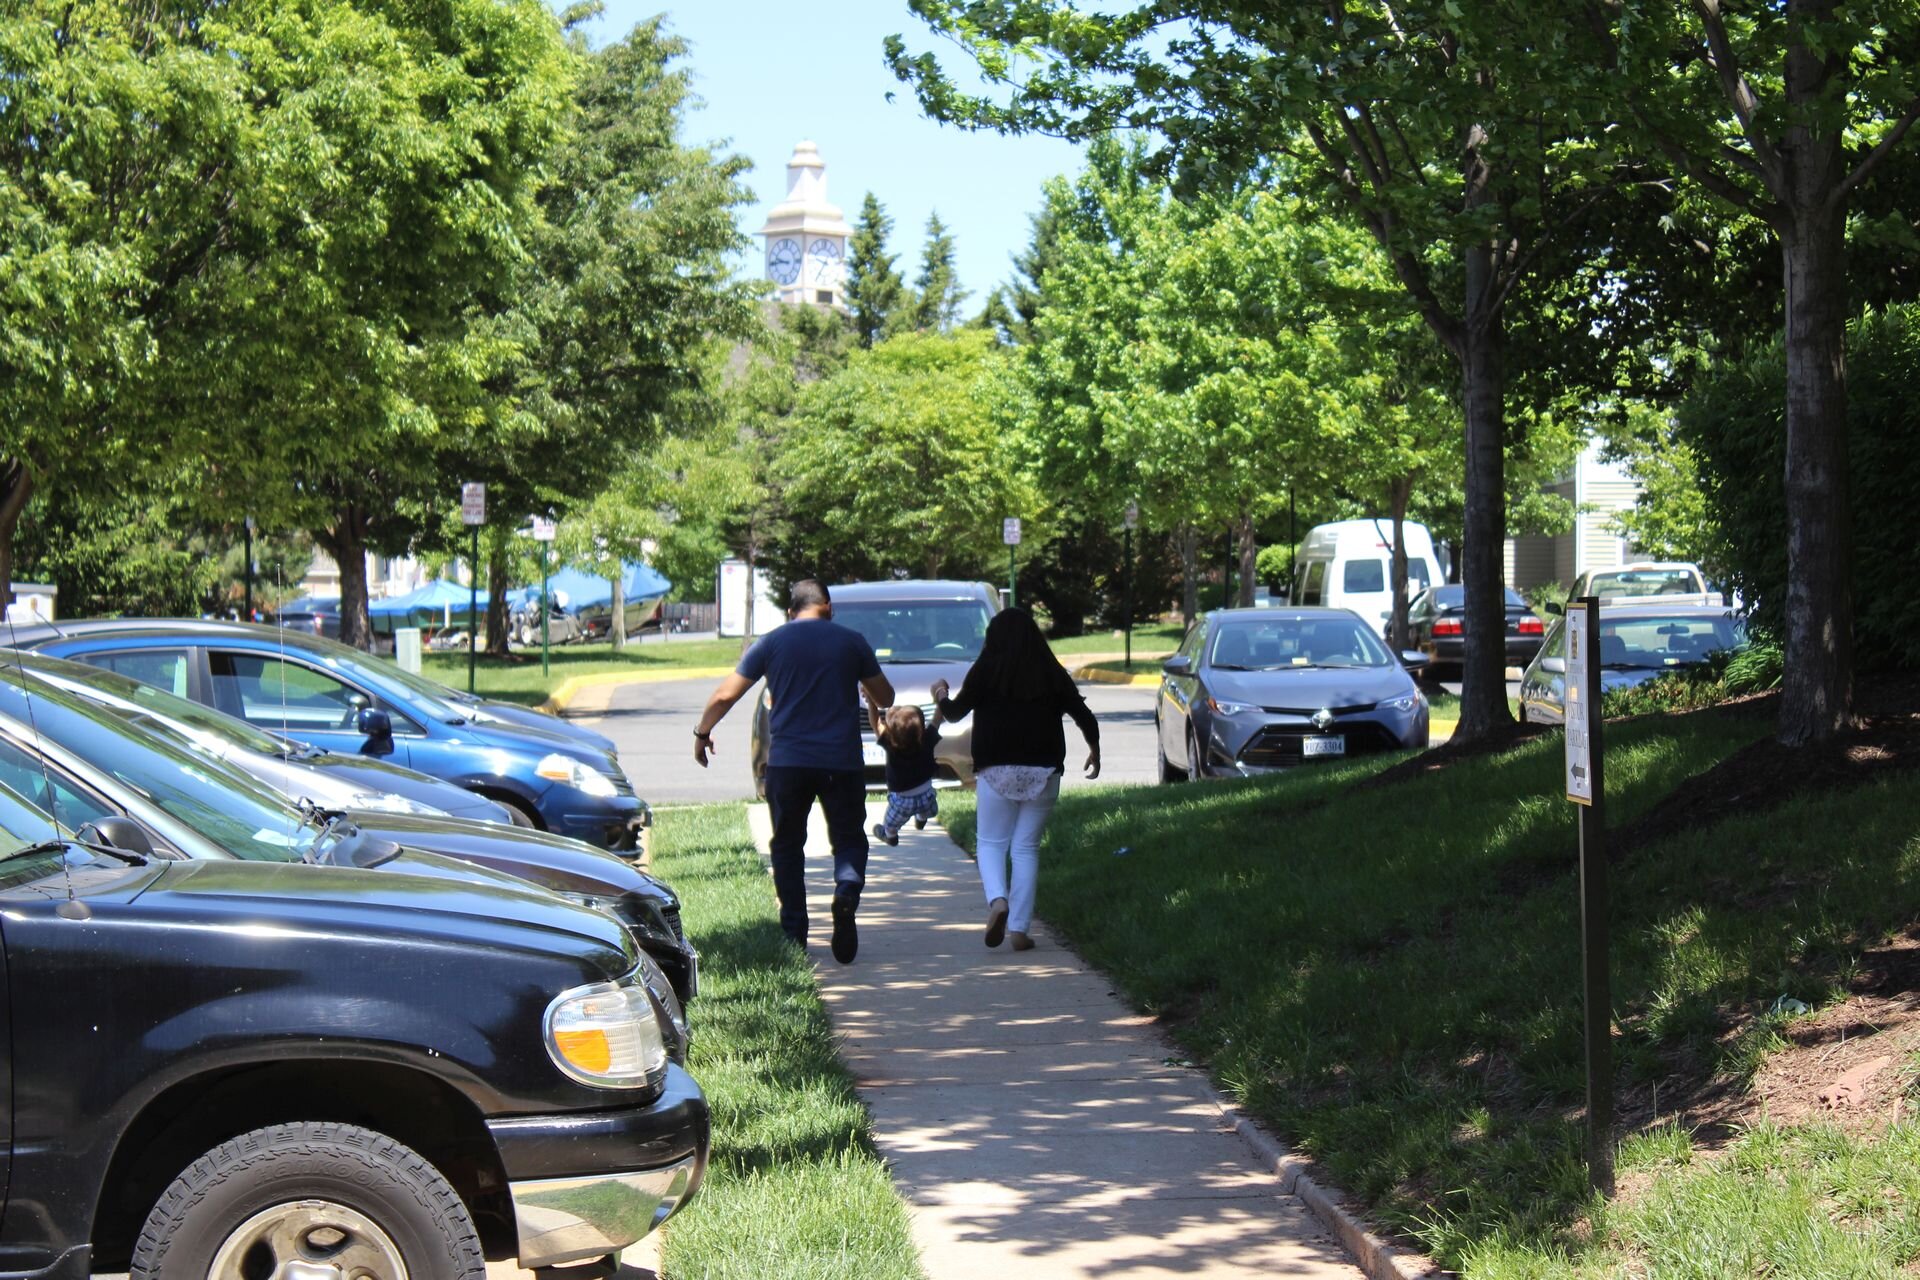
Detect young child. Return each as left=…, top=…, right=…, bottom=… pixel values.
left=868, top=696, right=943, bottom=846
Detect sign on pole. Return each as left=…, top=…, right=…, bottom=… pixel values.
left=461, top=482, right=487, bottom=526
left=1564, top=602, right=1595, bottom=804
left=532, top=516, right=557, bottom=542
left=1566, top=596, right=1612, bottom=1197
left=1002, top=517, right=1022, bottom=546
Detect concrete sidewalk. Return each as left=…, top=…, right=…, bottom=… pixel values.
left=746, top=800, right=1376, bottom=1280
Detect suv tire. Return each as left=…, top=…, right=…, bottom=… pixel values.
left=131, top=1121, right=484, bottom=1280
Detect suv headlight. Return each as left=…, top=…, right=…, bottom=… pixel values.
left=536, top=753, right=617, bottom=797
left=545, top=977, right=667, bottom=1088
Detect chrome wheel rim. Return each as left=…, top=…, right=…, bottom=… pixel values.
left=209, top=1200, right=408, bottom=1280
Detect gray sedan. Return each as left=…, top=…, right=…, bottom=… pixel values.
left=1156, top=608, right=1431, bottom=781
left=1517, top=603, right=1747, bottom=723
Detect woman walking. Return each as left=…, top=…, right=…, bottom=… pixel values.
left=932, top=608, right=1100, bottom=952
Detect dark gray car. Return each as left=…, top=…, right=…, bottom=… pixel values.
left=1156, top=608, right=1431, bottom=780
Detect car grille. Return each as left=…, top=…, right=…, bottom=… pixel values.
left=661, top=905, right=685, bottom=943
left=1258, top=702, right=1377, bottom=716
left=1238, top=722, right=1405, bottom=768
left=609, top=770, right=637, bottom=797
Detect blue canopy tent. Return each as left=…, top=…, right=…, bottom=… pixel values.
left=369, top=579, right=482, bottom=626
left=509, top=564, right=672, bottom=636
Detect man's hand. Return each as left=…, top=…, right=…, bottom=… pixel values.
left=694, top=732, right=716, bottom=768
left=1084, top=748, right=1101, bottom=779
left=930, top=678, right=950, bottom=703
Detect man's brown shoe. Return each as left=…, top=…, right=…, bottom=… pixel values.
left=984, top=898, right=1008, bottom=948
left=1009, top=931, right=1035, bottom=951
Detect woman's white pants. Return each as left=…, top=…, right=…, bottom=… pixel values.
left=974, top=775, right=1061, bottom=933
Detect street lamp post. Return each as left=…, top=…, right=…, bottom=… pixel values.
left=1122, top=500, right=1139, bottom=670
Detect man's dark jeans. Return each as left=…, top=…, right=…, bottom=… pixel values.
left=763, top=764, right=869, bottom=945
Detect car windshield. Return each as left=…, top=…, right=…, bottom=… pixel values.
left=0, top=779, right=59, bottom=850
left=0, top=674, right=313, bottom=861
left=1597, top=615, right=1746, bottom=669
left=1208, top=617, right=1394, bottom=669
left=1588, top=568, right=1703, bottom=598
left=832, top=600, right=993, bottom=662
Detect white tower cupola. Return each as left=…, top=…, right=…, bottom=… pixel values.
left=757, top=140, right=853, bottom=310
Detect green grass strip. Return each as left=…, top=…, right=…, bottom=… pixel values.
left=651, top=806, right=924, bottom=1280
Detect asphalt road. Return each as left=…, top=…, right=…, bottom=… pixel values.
left=582, top=677, right=1163, bottom=806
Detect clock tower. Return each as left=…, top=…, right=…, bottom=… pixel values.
left=758, top=140, right=852, bottom=309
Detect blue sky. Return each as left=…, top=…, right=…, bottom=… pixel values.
left=579, top=1, right=1086, bottom=306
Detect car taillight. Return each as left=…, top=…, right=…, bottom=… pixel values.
left=1516, top=617, right=1544, bottom=635
left=1432, top=618, right=1463, bottom=637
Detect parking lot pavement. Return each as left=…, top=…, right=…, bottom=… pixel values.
left=585, top=678, right=1165, bottom=806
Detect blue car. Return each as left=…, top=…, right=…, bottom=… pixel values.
left=10, top=619, right=649, bottom=851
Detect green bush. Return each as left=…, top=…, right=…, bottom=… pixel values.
left=1678, top=304, right=1920, bottom=671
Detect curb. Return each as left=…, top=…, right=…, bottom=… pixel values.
left=1210, top=1102, right=1445, bottom=1280
left=1074, top=665, right=1161, bottom=687
left=535, top=666, right=738, bottom=715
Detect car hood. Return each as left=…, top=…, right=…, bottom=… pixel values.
left=465, top=699, right=617, bottom=755
left=1204, top=664, right=1418, bottom=710
left=348, top=812, right=670, bottom=903
left=136, top=854, right=633, bottom=964
left=290, top=750, right=509, bottom=821
left=459, top=714, right=618, bottom=767
left=878, top=660, right=976, bottom=708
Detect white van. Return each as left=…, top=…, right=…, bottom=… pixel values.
left=1292, top=519, right=1443, bottom=632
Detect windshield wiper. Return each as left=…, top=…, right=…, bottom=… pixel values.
left=0, top=839, right=76, bottom=865
left=882, top=657, right=960, bottom=664
left=0, top=838, right=145, bottom=867
left=1601, top=661, right=1663, bottom=671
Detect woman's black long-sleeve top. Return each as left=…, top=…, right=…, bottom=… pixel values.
left=937, top=663, right=1099, bottom=773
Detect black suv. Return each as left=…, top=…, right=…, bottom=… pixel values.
left=0, top=782, right=707, bottom=1279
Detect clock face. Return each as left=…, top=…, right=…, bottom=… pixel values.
left=767, top=237, right=802, bottom=285
left=807, top=238, right=843, bottom=285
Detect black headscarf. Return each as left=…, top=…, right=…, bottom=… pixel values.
left=961, top=608, right=1065, bottom=704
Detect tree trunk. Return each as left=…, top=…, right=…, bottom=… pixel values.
left=1179, top=526, right=1199, bottom=624
left=1453, top=245, right=1514, bottom=742
left=326, top=506, right=374, bottom=652
left=1776, top=203, right=1853, bottom=743
left=1384, top=476, right=1414, bottom=653
left=0, top=462, right=33, bottom=610
left=486, top=535, right=511, bottom=657
left=1236, top=509, right=1257, bottom=607
left=610, top=569, right=627, bottom=652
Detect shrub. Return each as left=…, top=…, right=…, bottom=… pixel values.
left=1677, top=304, right=1920, bottom=671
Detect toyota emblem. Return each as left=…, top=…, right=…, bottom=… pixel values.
left=1311, top=708, right=1335, bottom=731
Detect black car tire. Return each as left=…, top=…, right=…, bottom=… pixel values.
left=496, top=797, right=540, bottom=829
left=131, top=1121, right=484, bottom=1280
left=1186, top=726, right=1207, bottom=782
left=1155, top=716, right=1181, bottom=784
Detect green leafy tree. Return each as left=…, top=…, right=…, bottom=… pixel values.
left=908, top=212, right=970, bottom=333
left=1592, top=1, right=1920, bottom=743
left=846, top=193, right=908, bottom=348
left=766, top=330, right=1036, bottom=583
left=888, top=1, right=1641, bottom=743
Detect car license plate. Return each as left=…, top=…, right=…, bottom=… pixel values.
left=861, top=741, right=887, bottom=767
left=1302, top=736, right=1346, bottom=758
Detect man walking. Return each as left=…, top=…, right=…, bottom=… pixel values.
left=693, top=580, right=893, bottom=963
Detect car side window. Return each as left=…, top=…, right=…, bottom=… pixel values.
left=0, top=736, right=119, bottom=829
left=79, top=648, right=193, bottom=699
left=1343, top=559, right=1387, bottom=593
left=209, top=652, right=418, bottom=735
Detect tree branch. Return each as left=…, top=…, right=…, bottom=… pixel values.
left=1827, top=95, right=1920, bottom=214
left=1690, top=0, right=1787, bottom=197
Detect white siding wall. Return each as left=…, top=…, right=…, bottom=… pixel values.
left=1499, top=442, right=1646, bottom=590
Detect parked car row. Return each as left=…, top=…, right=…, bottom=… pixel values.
left=0, top=619, right=704, bottom=1278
